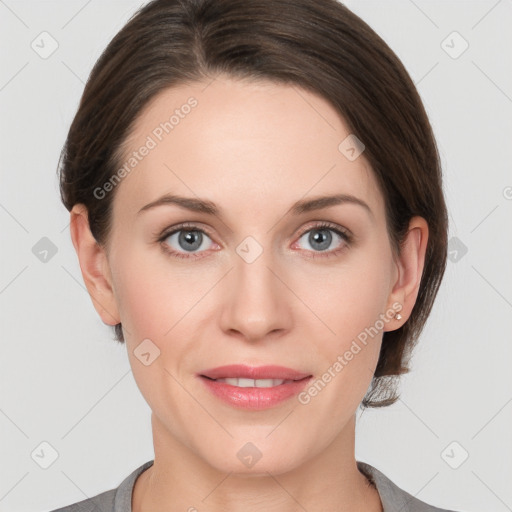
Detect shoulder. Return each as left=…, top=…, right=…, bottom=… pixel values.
left=47, top=489, right=115, bottom=512
left=47, top=460, right=154, bottom=512
left=357, top=461, right=461, bottom=512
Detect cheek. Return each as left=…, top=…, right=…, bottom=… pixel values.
left=110, top=246, right=180, bottom=341
left=110, top=245, right=220, bottom=360
left=294, top=248, right=392, bottom=422
left=301, top=242, right=394, bottom=344
left=111, top=250, right=196, bottom=405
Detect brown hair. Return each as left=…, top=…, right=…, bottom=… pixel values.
left=58, top=0, right=448, bottom=408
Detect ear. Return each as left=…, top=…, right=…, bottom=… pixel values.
left=384, top=216, right=429, bottom=330
left=69, top=204, right=120, bottom=326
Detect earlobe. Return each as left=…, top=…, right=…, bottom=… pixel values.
left=69, top=204, right=120, bottom=326
left=385, top=216, right=429, bottom=328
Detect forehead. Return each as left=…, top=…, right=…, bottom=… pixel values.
left=112, top=75, right=385, bottom=223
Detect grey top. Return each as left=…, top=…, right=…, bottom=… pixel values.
left=48, top=460, right=459, bottom=512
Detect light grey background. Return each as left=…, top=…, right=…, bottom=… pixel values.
left=1, top=1, right=511, bottom=511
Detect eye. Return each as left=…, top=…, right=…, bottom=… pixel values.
left=294, top=222, right=351, bottom=258
left=157, top=221, right=352, bottom=260
left=159, top=223, right=216, bottom=259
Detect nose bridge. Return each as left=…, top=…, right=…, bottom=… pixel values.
left=219, top=234, right=291, bottom=339
left=234, top=236, right=276, bottom=293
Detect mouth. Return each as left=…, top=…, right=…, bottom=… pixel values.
left=199, top=363, right=311, bottom=381
left=201, top=376, right=301, bottom=387
left=197, top=364, right=313, bottom=410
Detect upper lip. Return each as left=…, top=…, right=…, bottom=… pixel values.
left=199, top=364, right=311, bottom=381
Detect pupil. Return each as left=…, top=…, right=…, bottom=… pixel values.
left=310, top=229, right=331, bottom=251
left=180, top=231, right=202, bottom=251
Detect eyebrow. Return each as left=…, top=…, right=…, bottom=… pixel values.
left=137, top=193, right=373, bottom=219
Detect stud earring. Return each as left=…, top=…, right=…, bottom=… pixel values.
left=395, top=313, right=402, bottom=320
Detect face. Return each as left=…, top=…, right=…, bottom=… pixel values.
left=78, top=75, right=417, bottom=476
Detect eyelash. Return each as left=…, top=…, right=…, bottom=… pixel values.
left=157, top=221, right=353, bottom=260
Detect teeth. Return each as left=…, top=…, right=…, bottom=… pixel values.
left=215, top=378, right=289, bottom=387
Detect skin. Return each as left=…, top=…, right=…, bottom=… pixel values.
left=70, top=75, right=428, bottom=512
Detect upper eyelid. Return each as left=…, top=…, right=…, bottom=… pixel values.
left=159, top=221, right=349, bottom=239
left=159, top=222, right=214, bottom=240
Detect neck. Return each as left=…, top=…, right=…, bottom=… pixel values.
left=133, top=413, right=382, bottom=512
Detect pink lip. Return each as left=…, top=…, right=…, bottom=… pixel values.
left=197, top=365, right=312, bottom=410
left=199, top=364, right=310, bottom=380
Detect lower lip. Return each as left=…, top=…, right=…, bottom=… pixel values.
left=199, top=376, right=312, bottom=410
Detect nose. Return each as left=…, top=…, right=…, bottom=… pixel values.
left=218, top=244, right=293, bottom=343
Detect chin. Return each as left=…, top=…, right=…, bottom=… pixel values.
left=197, top=437, right=308, bottom=477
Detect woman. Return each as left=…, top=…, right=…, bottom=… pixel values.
left=52, top=0, right=457, bottom=510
